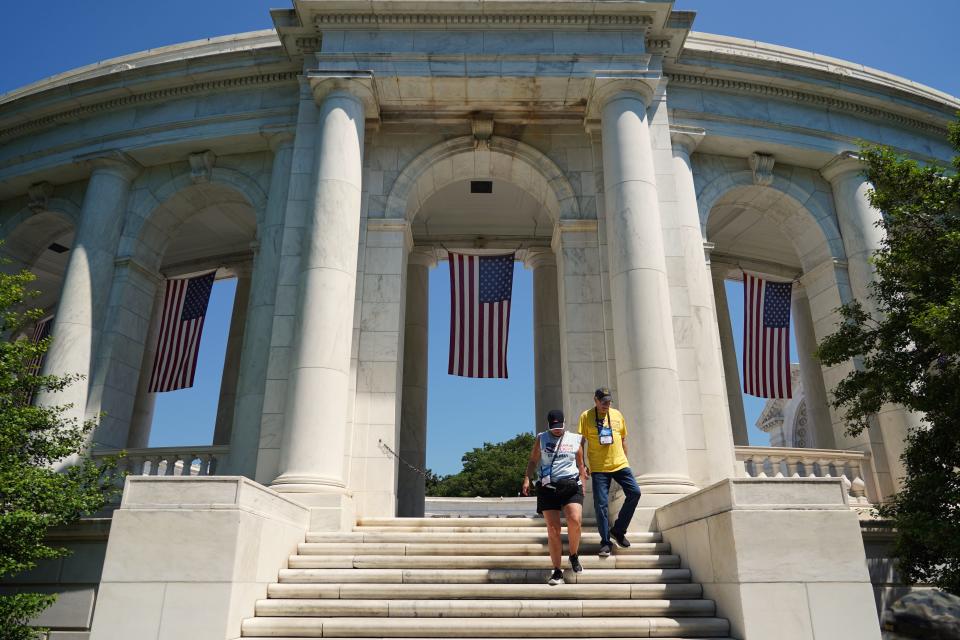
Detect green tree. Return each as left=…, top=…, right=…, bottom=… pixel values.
left=428, top=433, right=536, bottom=498
left=0, top=263, right=118, bottom=639
left=816, top=119, right=960, bottom=595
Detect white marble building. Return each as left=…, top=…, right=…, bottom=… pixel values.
left=1, top=1, right=957, bottom=638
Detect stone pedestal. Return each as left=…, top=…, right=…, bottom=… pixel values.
left=599, top=88, right=695, bottom=497
left=272, top=85, right=369, bottom=500
left=526, top=248, right=564, bottom=432
left=41, top=151, right=141, bottom=454
left=397, top=248, right=434, bottom=517
left=657, top=478, right=881, bottom=640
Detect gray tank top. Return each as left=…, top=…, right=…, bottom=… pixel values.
left=538, top=431, right=582, bottom=482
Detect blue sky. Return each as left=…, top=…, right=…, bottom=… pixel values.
left=2, top=2, right=957, bottom=476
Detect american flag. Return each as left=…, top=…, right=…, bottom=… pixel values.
left=28, top=316, right=53, bottom=376
left=743, top=272, right=793, bottom=399
left=448, top=252, right=515, bottom=378
left=148, top=271, right=216, bottom=393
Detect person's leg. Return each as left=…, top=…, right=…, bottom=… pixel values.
left=591, top=472, right=612, bottom=546
left=543, top=509, right=563, bottom=569
left=610, top=467, right=641, bottom=537
left=563, top=502, right=582, bottom=556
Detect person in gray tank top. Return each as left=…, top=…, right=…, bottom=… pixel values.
left=521, top=409, right=588, bottom=585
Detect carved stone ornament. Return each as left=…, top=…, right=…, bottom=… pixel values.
left=27, top=181, right=53, bottom=213
left=189, top=150, right=216, bottom=184
left=472, top=115, right=494, bottom=151
left=749, top=152, right=775, bottom=186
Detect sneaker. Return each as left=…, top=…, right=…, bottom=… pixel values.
left=548, top=569, right=565, bottom=585
left=611, top=530, right=631, bottom=548
left=569, top=554, right=583, bottom=573
left=598, top=544, right=611, bottom=558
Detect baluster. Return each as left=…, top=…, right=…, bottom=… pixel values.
left=129, top=455, right=145, bottom=476
left=164, top=454, right=178, bottom=476
left=756, top=456, right=769, bottom=478
left=785, top=457, right=801, bottom=478
left=147, top=456, right=161, bottom=476
left=816, top=458, right=833, bottom=479
left=180, top=454, right=194, bottom=476
left=769, top=455, right=785, bottom=478
left=202, top=454, right=215, bottom=476
left=849, top=460, right=868, bottom=504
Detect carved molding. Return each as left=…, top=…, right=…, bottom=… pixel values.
left=312, top=14, right=654, bottom=28
left=666, top=73, right=950, bottom=137
left=749, top=152, right=775, bottom=186
left=0, top=71, right=299, bottom=143
left=188, top=150, right=216, bottom=184
left=471, top=114, right=494, bottom=151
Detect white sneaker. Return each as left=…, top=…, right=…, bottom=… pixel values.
left=548, top=569, right=565, bottom=585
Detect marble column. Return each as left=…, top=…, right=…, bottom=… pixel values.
left=397, top=248, right=434, bottom=517
left=526, top=248, right=564, bottom=433
left=41, top=151, right=141, bottom=450
left=227, top=130, right=294, bottom=478
left=599, top=87, right=695, bottom=496
left=671, top=130, right=739, bottom=481
left=272, top=84, right=370, bottom=498
left=821, top=152, right=913, bottom=488
left=127, top=282, right=165, bottom=448
left=791, top=286, right=836, bottom=449
left=710, top=268, right=750, bottom=446
left=213, top=264, right=252, bottom=446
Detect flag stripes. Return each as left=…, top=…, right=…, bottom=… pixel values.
left=148, top=271, right=216, bottom=393
left=743, top=272, right=793, bottom=399
left=448, top=252, right=514, bottom=378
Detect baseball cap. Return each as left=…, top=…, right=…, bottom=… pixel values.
left=595, top=387, right=613, bottom=402
left=546, top=409, right=565, bottom=428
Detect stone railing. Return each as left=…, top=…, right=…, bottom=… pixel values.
left=735, top=446, right=878, bottom=505
left=92, top=445, right=229, bottom=478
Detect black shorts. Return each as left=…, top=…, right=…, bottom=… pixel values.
left=536, top=481, right=585, bottom=513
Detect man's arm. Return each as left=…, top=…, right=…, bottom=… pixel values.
left=576, top=441, right=588, bottom=484
left=621, top=434, right=628, bottom=459
left=520, top=438, right=541, bottom=496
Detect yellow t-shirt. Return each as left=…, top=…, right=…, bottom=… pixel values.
left=577, top=407, right=629, bottom=473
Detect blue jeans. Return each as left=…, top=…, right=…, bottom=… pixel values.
left=591, top=467, right=641, bottom=545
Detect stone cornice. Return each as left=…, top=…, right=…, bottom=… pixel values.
left=312, top=13, right=654, bottom=29
left=0, top=71, right=299, bottom=143
left=666, top=72, right=951, bottom=137
left=820, top=151, right=866, bottom=184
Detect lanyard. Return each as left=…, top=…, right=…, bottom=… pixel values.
left=543, top=432, right=565, bottom=479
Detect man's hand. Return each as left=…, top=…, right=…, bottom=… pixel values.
left=521, top=476, right=531, bottom=497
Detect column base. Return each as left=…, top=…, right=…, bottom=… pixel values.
left=635, top=473, right=699, bottom=495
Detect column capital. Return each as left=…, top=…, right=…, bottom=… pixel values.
left=820, top=151, right=866, bottom=184
left=260, top=125, right=295, bottom=152
left=113, top=257, right=162, bottom=285
left=586, top=73, right=658, bottom=122
left=408, top=246, right=438, bottom=268
left=74, top=149, right=142, bottom=182
left=670, top=126, right=706, bottom=157
left=307, top=70, right=380, bottom=123
left=523, top=247, right=557, bottom=270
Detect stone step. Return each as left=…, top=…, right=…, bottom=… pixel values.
left=309, top=531, right=663, bottom=544
left=240, top=616, right=731, bottom=637
left=255, top=599, right=716, bottom=618
left=297, top=542, right=670, bottom=556
left=286, top=555, right=680, bottom=570
left=242, top=638, right=736, bottom=640
left=267, top=583, right=703, bottom=600
left=357, top=517, right=554, bottom=528
left=278, top=568, right=693, bottom=585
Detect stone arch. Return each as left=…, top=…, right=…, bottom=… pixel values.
left=697, top=169, right=845, bottom=271
left=382, top=136, right=581, bottom=222
left=120, top=167, right=266, bottom=271
left=1, top=200, right=79, bottom=267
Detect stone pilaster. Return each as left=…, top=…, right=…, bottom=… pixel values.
left=791, top=285, right=836, bottom=449
left=227, top=130, right=294, bottom=478
left=213, top=263, right=253, bottom=446
left=709, top=265, right=750, bottom=447
left=41, top=151, right=141, bottom=455
left=397, top=247, right=435, bottom=517
left=525, top=248, right=564, bottom=432
left=671, top=129, right=739, bottom=482
left=598, top=85, right=695, bottom=497
left=127, top=277, right=165, bottom=448
left=272, top=77, right=377, bottom=500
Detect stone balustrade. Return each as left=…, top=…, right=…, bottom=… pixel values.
left=92, top=445, right=229, bottom=478
left=735, top=445, right=878, bottom=505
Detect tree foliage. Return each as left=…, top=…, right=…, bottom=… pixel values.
left=427, top=433, right=535, bottom=498
left=816, top=119, right=960, bottom=594
left=0, top=263, right=118, bottom=639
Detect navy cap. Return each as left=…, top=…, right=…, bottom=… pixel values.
left=546, top=409, right=565, bottom=428
left=595, top=387, right=613, bottom=402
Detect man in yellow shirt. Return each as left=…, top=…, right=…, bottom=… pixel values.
left=577, top=387, right=641, bottom=557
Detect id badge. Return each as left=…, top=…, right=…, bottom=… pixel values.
left=599, top=427, right=614, bottom=445
left=541, top=475, right=552, bottom=487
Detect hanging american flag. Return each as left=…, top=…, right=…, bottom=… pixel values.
left=148, top=271, right=216, bottom=393
left=28, top=316, right=53, bottom=376
left=448, top=252, right=515, bottom=378
left=743, top=272, right=793, bottom=399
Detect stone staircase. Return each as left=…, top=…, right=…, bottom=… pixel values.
left=240, top=516, right=732, bottom=639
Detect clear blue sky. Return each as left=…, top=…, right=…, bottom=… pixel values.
left=2, top=2, right=957, bottom=475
